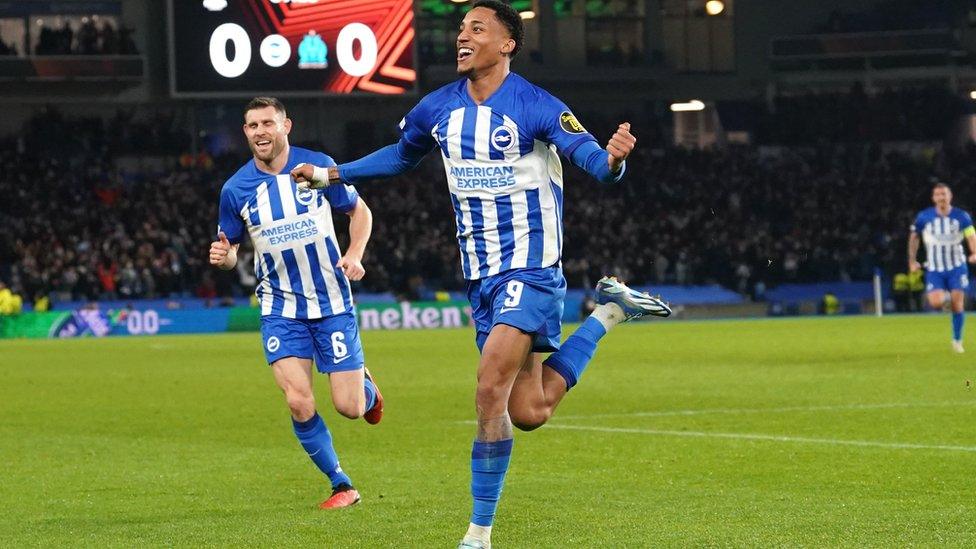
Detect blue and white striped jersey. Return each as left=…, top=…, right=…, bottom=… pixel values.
left=398, top=73, right=601, bottom=280
left=218, top=146, right=359, bottom=319
left=912, top=207, right=974, bottom=273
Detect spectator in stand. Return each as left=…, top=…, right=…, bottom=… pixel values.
left=100, top=21, right=118, bottom=54
left=0, top=281, right=23, bottom=315
left=32, top=18, right=138, bottom=56
left=0, top=39, right=18, bottom=56
left=96, top=256, right=118, bottom=300
left=77, top=19, right=98, bottom=54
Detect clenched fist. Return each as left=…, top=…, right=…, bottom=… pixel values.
left=337, top=254, right=366, bottom=281
left=209, top=231, right=236, bottom=270
left=607, top=122, right=636, bottom=173
left=290, top=162, right=335, bottom=190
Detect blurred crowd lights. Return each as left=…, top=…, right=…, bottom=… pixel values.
left=448, top=0, right=534, bottom=19
left=670, top=100, right=706, bottom=112
left=705, top=1, right=725, bottom=16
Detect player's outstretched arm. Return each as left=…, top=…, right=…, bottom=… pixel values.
left=336, top=198, right=373, bottom=281
left=908, top=231, right=922, bottom=272
left=290, top=140, right=431, bottom=189
left=209, top=231, right=240, bottom=271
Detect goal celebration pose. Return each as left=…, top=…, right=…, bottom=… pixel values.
left=291, top=2, right=671, bottom=545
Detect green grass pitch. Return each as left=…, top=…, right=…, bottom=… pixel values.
left=3, top=315, right=976, bottom=547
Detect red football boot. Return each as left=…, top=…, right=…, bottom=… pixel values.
left=363, top=367, right=384, bottom=425
left=320, top=485, right=361, bottom=509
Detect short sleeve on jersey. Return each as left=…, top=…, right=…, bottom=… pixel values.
left=529, top=89, right=598, bottom=158
left=911, top=212, right=925, bottom=233
left=958, top=210, right=974, bottom=231
left=398, top=93, right=439, bottom=154
left=218, top=185, right=245, bottom=244
left=325, top=184, right=360, bottom=213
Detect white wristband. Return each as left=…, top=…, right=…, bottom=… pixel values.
left=312, top=166, right=330, bottom=186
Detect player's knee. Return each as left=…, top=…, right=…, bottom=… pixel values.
left=333, top=398, right=363, bottom=420
left=511, top=408, right=549, bottom=431
left=285, top=392, right=316, bottom=421
left=512, top=420, right=543, bottom=432
left=475, top=382, right=509, bottom=414
left=479, top=344, right=523, bottom=375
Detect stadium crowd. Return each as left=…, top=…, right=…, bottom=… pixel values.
left=756, top=85, right=967, bottom=145
left=33, top=19, right=139, bottom=56
left=815, top=0, right=950, bottom=34
left=3, top=108, right=970, bottom=308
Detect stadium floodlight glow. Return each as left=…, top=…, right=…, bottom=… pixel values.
left=519, top=10, right=536, bottom=20
left=970, top=90, right=976, bottom=100
left=705, top=0, right=725, bottom=16
left=670, top=100, right=706, bottom=112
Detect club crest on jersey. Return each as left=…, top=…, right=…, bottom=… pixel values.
left=559, top=111, right=586, bottom=134
left=296, top=187, right=315, bottom=206
left=490, top=126, right=518, bottom=152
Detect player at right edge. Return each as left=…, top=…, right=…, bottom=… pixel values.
left=909, top=182, right=976, bottom=353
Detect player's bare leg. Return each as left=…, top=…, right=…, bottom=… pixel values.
left=271, top=357, right=317, bottom=421
left=329, top=366, right=385, bottom=424
left=950, top=290, right=965, bottom=314
left=508, top=276, right=672, bottom=431
left=329, top=369, right=366, bottom=419
left=926, top=289, right=946, bottom=311
left=460, top=324, right=533, bottom=549
left=508, top=353, right=566, bottom=431
left=271, top=357, right=359, bottom=508
left=475, top=325, right=533, bottom=436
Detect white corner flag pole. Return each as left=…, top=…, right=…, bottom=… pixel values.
left=873, top=268, right=883, bottom=317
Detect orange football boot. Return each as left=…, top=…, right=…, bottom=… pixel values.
left=320, top=485, right=360, bottom=509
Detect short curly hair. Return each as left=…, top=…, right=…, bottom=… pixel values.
left=472, top=0, right=524, bottom=59
left=244, top=97, right=286, bottom=119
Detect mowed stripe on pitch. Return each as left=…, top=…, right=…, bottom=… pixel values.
left=553, top=400, right=976, bottom=420
left=542, top=423, right=976, bottom=453
left=460, top=401, right=976, bottom=452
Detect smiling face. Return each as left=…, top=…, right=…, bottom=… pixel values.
left=456, top=6, right=515, bottom=78
left=932, top=185, right=952, bottom=209
left=243, top=105, right=291, bottom=164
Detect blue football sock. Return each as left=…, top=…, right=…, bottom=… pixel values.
left=543, top=316, right=607, bottom=390
left=292, top=412, right=352, bottom=488
left=470, top=438, right=513, bottom=527
left=363, top=376, right=377, bottom=411
left=953, top=312, right=964, bottom=342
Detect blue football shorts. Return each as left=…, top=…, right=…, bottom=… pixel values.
left=260, top=311, right=365, bottom=373
left=466, top=266, right=567, bottom=354
left=925, top=267, right=970, bottom=293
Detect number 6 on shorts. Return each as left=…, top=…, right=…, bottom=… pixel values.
left=331, top=331, right=348, bottom=358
